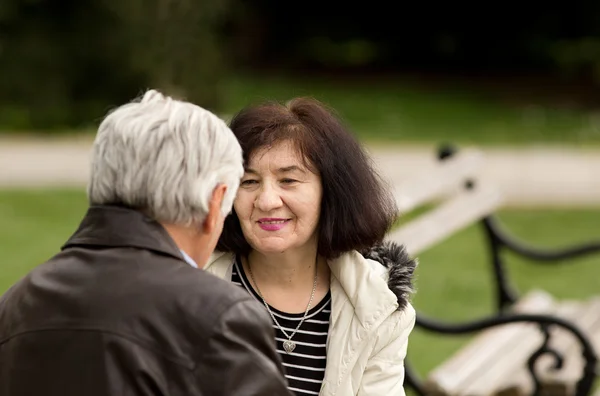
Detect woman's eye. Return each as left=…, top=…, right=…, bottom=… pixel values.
left=241, top=180, right=258, bottom=186
left=281, top=179, right=298, bottom=184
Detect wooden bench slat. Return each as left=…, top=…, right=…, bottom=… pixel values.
left=388, top=182, right=503, bottom=256
left=587, top=317, right=600, bottom=396
left=539, top=298, right=600, bottom=395
left=392, top=149, right=484, bottom=213
left=537, top=297, right=600, bottom=395
left=423, top=290, right=556, bottom=396
left=498, top=299, right=589, bottom=396
left=426, top=294, right=600, bottom=396
left=459, top=294, right=570, bottom=396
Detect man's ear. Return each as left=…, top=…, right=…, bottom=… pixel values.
left=203, top=184, right=227, bottom=234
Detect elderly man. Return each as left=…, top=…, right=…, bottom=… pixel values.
left=0, top=90, right=291, bottom=395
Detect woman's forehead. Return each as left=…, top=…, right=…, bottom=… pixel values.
left=248, top=141, right=304, bottom=166
left=245, top=141, right=320, bottom=175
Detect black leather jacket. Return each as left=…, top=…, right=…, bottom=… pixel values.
left=0, top=205, right=292, bottom=396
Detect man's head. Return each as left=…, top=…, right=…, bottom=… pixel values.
left=87, top=89, right=243, bottom=265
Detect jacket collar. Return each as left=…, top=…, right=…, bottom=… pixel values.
left=328, top=241, right=416, bottom=328
left=206, top=241, right=416, bottom=328
left=62, top=205, right=183, bottom=261
left=360, top=241, right=416, bottom=311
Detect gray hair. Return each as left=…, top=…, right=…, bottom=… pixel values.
left=87, top=89, right=243, bottom=226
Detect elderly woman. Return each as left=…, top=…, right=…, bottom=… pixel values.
left=206, top=97, right=416, bottom=396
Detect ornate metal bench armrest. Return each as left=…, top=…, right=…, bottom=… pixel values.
left=481, top=215, right=600, bottom=310
left=407, top=312, right=597, bottom=396
left=484, top=216, right=600, bottom=262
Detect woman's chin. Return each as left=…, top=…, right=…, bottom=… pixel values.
left=249, top=237, right=295, bottom=254
left=253, top=244, right=290, bottom=254
left=245, top=234, right=284, bottom=251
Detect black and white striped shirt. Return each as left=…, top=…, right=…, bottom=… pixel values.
left=231, top=256, right=331, bottom=396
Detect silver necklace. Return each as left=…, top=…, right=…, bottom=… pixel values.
left=247, top=258, right=318, bottom=354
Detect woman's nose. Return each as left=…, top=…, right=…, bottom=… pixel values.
left=255, top=184, right=283, bottom=211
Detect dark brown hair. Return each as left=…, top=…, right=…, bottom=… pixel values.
left=216, top=97, right=398, bottom=259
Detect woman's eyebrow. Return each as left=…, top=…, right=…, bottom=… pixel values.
left=277, top=165, right=306, bottom=174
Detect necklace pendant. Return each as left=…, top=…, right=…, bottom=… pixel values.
left=283, top=340, right=296, bottom=354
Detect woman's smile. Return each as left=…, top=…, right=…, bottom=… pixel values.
left=257, top=218, right=291, bottom=231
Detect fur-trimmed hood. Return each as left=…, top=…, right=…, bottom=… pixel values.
left=360, top=240, right=417, bottom=311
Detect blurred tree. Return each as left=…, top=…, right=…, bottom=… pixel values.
left=104, top=0, right=231, bottom=108
left=0, top=0, right=232, bottom=130
left=226, top=0, right=600, bottom=85
left=2, top=0, right=600, bottom=131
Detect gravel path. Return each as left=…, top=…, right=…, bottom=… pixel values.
left=1, top=137, right=599, bottom=208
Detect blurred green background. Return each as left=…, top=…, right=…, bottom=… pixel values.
left=1, top=0, right=600, bottom=387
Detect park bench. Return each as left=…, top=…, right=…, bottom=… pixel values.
left=384, top=144, right=600, bottom=396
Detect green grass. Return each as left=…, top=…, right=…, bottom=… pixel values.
left=3, top=74, right=600, bottom=146
left=221, top=74, right=600, bottom=146
left=0, top=189, right=89, bottom=291
left=1, top=189, right=599, bottom=381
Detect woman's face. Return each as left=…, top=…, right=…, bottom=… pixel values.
left=234, top=141, right=322, bottom=255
